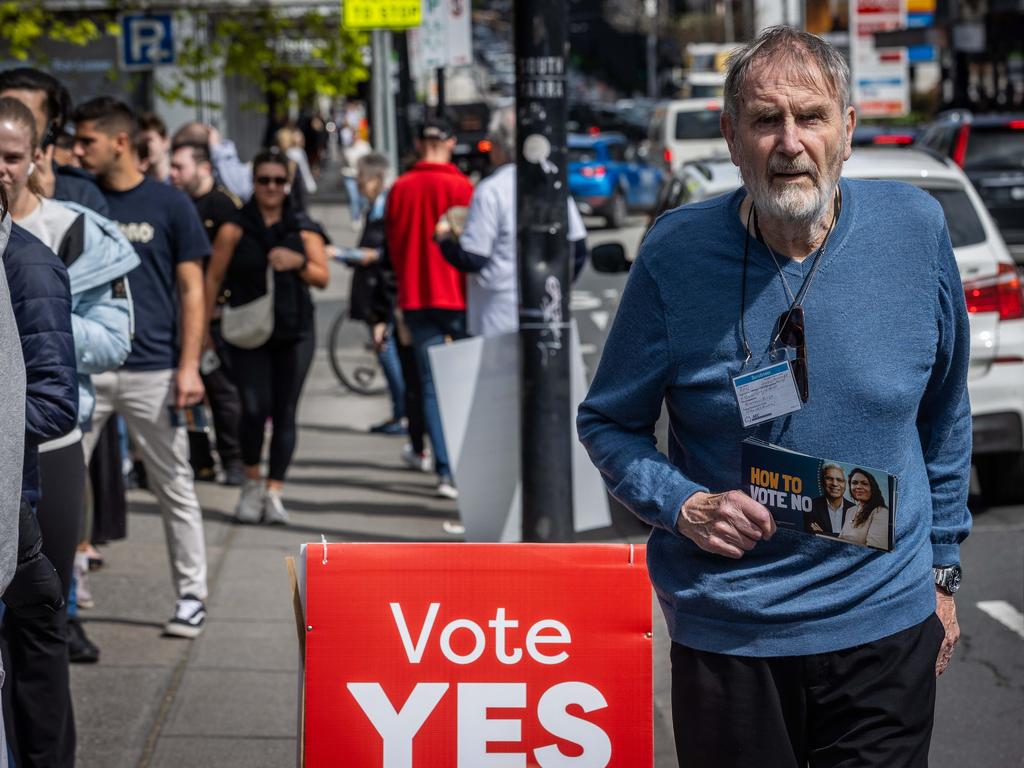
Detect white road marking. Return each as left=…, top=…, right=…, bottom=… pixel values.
left=571, top=291, right=602, bottom=311
left=590, top=310, right=610, bottom=331
left=977, top=601, right=1024, bottom=639
left=602, top=288, right=619, bottom=299
left=580, top=343, right=597, bottom=355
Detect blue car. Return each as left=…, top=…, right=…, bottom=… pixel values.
left=568, top=133, right=664, bottom=228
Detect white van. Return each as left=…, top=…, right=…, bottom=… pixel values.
left=648, top=98, right=729, bottom=173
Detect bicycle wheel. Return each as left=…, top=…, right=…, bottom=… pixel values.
left=328, top=311, right=388, bottom=396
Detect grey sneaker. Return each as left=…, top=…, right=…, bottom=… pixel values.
left=264, top=488, right=290, bottom=525
left=401, top=443, right=432, bottom=473
left=164, top=595, right=206, bottom=638
left=234, top=479, right=264, bottom=524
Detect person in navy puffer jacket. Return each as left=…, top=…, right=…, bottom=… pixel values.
left=2, top=219, right=78, bottom=503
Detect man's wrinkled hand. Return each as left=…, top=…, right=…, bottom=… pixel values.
left=935, top=590, right=960, bottom=677
left=676, top=490, right=776, bottom=559
left=175, top=366, right=205, bottom=409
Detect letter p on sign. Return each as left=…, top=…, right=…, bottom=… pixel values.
left=303, top=543, right=653, bottom=767
left=118, top=13, right=175, bottom=71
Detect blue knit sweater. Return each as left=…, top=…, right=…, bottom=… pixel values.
left=577, top=178, right=972, bottom=656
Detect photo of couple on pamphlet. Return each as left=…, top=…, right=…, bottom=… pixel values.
left=805, top=462, right=893, bottom=551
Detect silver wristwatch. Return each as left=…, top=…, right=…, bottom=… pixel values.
left=933, top=565, right=962, bottom=595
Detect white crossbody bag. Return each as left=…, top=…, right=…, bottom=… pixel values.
left=221, top=266, right=274, bottom=349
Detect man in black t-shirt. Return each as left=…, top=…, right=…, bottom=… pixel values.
left=170, top=142, right=246, bottom=486
left=72, top=97, right=210, bottom=639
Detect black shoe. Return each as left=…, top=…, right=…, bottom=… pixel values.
left=67, top=618, right=100, bottom=664
left=222, top=464, right=247, bottom=487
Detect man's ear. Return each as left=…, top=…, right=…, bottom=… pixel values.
left=114, top=130, right=132, bottom=157
left=720, top=111, right=741, bottom=167
left=842, top=105, right=856, bottom=161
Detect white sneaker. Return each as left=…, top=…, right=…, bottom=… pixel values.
left=401, top=444, right=432, bottom=473
left=437, top=477, right=459, bottom=500
left=442, top=520, right=465, bottom=535
left=263, top=488, right=290, bottom=525
left=74, top=552, right=94, bottom=609
left=234, top=479, right=264, bottom=524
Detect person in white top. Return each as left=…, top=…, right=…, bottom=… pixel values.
left=435, top=107, right=588, bottom=337
left=839, top=468, right=892, bottom=551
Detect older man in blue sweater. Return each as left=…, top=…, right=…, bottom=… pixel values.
left=578, top=26, right=970, bottom=768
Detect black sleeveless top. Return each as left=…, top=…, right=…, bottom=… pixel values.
left=225, top=199, right=325, bottom=340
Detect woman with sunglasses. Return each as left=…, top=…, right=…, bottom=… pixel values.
left=839, top=468, right=891, bottom=551
left=205, top=147, right=329, bottom=525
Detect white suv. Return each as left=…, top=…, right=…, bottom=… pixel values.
left=612, top=148, right=1024, bottom=504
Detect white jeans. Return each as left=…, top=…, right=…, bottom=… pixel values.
left=82, top=369, right=208, bottom=601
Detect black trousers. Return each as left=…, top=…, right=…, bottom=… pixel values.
left=397, top=338, right=425, bottom=455
left=190, top=326, right=243, bottom=476
left=2, top=442, right=84, bottom=768
left=671, top=614, right=945, bottom=768
left=231, top=333, right=316, bottom=481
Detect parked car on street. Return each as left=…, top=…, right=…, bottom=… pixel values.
left=647, top=98, right=729, bottom=173
left=568, top=132, right=664, bottom=228
left=596, top=148, right=1024, bottom=504
left=917, top=110, right=1024, bottom=265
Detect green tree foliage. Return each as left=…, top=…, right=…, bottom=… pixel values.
left=0, top=2, right=369, bottom=110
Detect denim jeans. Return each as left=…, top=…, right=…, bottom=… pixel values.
left=377, top=329, right=405, bottom=422
left=403, top=309, right=467, bottom=479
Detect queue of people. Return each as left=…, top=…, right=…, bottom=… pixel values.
left=0, top=64, right=340, bottom=767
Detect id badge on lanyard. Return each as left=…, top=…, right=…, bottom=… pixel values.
left=732, top=351, right=803, bottom=429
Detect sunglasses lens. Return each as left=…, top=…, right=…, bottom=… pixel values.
left=257, top=176, right=287, bottom=186
left=776, top=307, right=808, bottom=402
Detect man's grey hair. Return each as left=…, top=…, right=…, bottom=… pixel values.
left=356, top=151, right=390, bottom=180
left=488, top=106, right=516, bottom=159
left=723, top=26, right=850, bottom=121
left=820, top=462, right=845, bottom=489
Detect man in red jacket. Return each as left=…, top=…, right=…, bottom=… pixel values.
left=385, top=118, right=473, bottom=500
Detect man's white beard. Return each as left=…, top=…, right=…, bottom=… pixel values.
left=739, top=142, right=844, bottom=228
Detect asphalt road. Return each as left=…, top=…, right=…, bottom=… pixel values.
left=574, top=213, right=1024, bottom=767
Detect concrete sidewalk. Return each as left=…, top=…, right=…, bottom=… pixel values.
left=68, top=196, right=677, bottom=767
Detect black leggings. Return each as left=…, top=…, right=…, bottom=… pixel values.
left=231, top=334, right=315, bottom=481
left=2, top=440, right=84, bottom=767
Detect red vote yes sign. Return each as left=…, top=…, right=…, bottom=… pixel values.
left=304, top=543, right=652, bottom=767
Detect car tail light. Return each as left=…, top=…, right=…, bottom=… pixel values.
left=477, top=139, right=493, bottom=153
left=1008, top=120, right=1024, bottom=130
left=705, top=102, right=721, bottom=111
left=874, top=134, right=914, bottom=145
left=581, top=165, right=607, bottom=179
left=964, top=263, right=1024, bottom=320
left=588, top=126, right=601, bottom=136
left=663, top=148, right=672, bottom=167
left=951, top=125, right=970, bottom=167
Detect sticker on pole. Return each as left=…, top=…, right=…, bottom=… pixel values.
left=303, top=543, right=653, bottom=767
left=343, top=0, right=422, bottom=30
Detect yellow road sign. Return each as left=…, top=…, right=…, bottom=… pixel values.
left=343, top=0, right=422, bottom=30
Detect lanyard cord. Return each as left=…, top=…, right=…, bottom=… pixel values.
left=739, top=190, right=840, bottom=363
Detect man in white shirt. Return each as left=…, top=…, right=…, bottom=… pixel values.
left=806, top=462, right=854, bottom=536
left=436, top=108, right=587, bottom=337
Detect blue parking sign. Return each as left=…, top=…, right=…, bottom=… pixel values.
left=118, top=13, right=175, bottom=71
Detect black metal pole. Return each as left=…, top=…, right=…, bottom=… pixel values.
left=436, top=67, right=446, bottom=117
left=516, top=0, right=574, bottom=542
